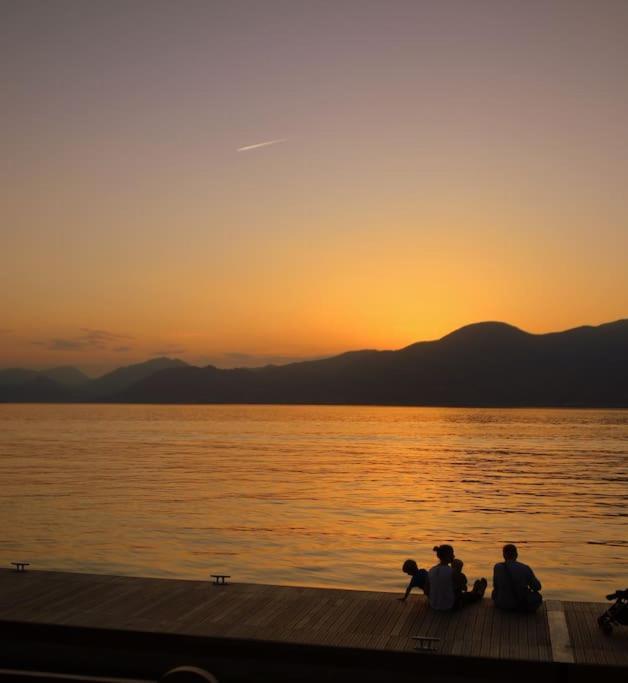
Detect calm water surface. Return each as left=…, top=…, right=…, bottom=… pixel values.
left=0, top=404, right=626, bottom=601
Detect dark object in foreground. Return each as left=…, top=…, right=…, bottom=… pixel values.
left=210, top=575, right=230, bottom=585
left=0, top=665, right=218, bottom=683
left=11, top=562, right=30, bottom=572
left=598, top=589, right=628, bottom=635
left=160, top=666, right=218, bottom=683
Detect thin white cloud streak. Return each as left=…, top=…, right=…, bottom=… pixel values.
left=237, top=138, right=287, bottom=152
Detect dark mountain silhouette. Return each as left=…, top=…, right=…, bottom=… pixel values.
left=1, top=322, right=626, bottom=406
left=42, top=366, right=89, bottom=387
left=0, top=375, right=70, bottom=402
left=0, top=368, right=39, bottom=386
left=0, top=366, right=88, bottom=388
left=0, top=358, right=188, bottom=402
left=79, top=357, right=189, bottom=400
left=114, top=320, right=628, bottom=407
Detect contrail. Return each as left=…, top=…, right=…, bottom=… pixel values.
left=237, top=138, right=287, bottom=152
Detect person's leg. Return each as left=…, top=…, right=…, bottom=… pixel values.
left=455, top=592, right=478, bottom=608
left=454, top=578, right=488, bottom=609
left=459, top=578, right=488, bottom=607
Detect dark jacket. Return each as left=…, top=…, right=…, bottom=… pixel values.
left=492, top=560, right=541, bottom=610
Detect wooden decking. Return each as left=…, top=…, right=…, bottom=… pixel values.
left=0, top=569, right=626, bottom=681
left=563, top=600, right=628, bottom=667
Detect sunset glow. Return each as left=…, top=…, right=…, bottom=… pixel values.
left=2, top=1, right=627, bottom=375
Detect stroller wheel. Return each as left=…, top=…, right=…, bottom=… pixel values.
left=597, top=615, right=613, bottom=635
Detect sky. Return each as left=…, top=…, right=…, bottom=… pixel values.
left=1, top=0, right=627, bottom=375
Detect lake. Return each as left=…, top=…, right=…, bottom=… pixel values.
left=0, top=404, right=626, bottom=601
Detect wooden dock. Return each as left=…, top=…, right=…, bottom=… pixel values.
left=0, top=569, right=626, bottom=682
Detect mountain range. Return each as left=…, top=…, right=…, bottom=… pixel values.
left=1, top=320, right=627, bottom=407
left=0, top=358, right=187, bottom=403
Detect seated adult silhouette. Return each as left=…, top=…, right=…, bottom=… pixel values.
left=492, top=543, right=542, bottom=611
left=427, top=544, right=455, bottom=610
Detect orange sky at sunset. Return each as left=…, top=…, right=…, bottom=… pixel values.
left=2, top=1, right=627, bottom=375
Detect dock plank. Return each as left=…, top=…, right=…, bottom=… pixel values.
left=0, top=569, right=626, bottom=675
left=565, top=600, right=628, bottom=668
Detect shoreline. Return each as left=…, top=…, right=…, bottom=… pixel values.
left=3, top=401, right=628, bottom=409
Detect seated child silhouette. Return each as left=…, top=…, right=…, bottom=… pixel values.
left=452, top=558, right=487, bottom=608
left=399, top=559, right=428, bottom=601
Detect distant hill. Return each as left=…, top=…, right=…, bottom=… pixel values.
left=0, top=358, right=187, bottom=403
left=0, top=375, right=70, bottom=402
left=42, top=366, right=89, bottom=387
left=79, top=357, right=189, bottom=400
left=0, top=366, right=88, bottom=388
left=0, top=368, right=39, bottom=386
left=115, top=320, right=628, bottom=407
left=1, top=322, right=626, bottom=406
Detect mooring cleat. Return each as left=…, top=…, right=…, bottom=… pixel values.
left=11, top=562, right=30, bottom=572
left=412, top=635, right=440, bottom=652
left=211, top=574, right=230, bottom=585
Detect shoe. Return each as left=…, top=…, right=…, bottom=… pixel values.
left=474, top=578, right=488, bottom=597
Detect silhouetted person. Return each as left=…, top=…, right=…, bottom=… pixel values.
left=427, top=544, right=455, bottom=610
left=399, top=559, right=428, bottom=601
left=452, top=558, right=487, bottom=608
left=492, top=543, right=542, bottom=612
